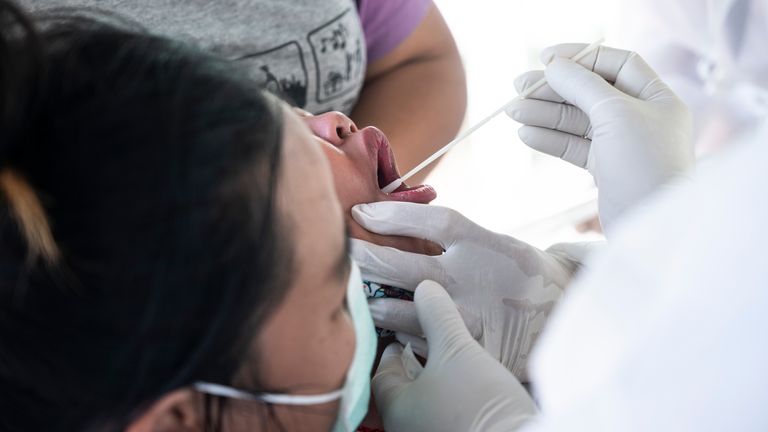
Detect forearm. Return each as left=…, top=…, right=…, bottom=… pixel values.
left=351, top=3, right=466, bottom=184
left=351, top=53, right=466, bottom=183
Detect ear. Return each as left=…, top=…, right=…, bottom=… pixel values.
left=126, top=389, right=202, bottom=432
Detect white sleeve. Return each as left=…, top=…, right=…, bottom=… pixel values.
left=522, top=122, right=768, bottom=431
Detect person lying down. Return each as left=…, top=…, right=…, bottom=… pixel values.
left=296, top=108, right=442, bottom=338
left=295, top=109, right=439, bottom=431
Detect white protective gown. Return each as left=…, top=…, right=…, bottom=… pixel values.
left=522, top=120, right=768, bottom=431
left=617, top=0, right=768, bottom=154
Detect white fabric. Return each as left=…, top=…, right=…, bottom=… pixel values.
left=617, top=0, right=768, bottom=153
left=523, top=121, right=768, bottom=431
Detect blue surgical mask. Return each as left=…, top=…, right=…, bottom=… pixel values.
left=195, top=259, right=377, bottom=432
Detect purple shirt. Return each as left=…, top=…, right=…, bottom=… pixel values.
left=358, top=0, right=433, bottom=63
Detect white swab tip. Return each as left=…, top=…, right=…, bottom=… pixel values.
left=381, top=178, right=403, bottom=194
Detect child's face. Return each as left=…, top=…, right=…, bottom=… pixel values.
left=246, top=106, right=356, bottom=431
left=248, top=108, right=435, bottom=431
left=297, top=109, right=442, bottom=256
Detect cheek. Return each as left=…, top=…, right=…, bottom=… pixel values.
left=304, top=313, right=355, bottom=389
left=311, top=311, right=357, bottom=388
left=258, top=298, right=356, bottom=393
left=321, top=146, right=379, bottom=212
left=249, top=310, right=355, bottom=432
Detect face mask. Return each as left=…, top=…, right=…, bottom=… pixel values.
left=195, top=259, right=377, bottom=432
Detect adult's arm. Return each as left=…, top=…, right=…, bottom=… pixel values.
left=351, top=2, right=466, bottom=184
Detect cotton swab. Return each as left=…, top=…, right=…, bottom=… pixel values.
left=381, top=37, right=605, bottom=194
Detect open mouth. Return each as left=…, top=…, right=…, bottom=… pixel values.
left=370, top=129, right=437, bottom=204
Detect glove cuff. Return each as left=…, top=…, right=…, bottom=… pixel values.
left=545, top=241, right=606, bottom=276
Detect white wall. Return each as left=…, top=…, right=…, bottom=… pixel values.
left=427, top=0, right=622, bottom=247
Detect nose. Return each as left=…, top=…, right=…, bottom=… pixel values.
left=304, top=111, right=358, bottom=146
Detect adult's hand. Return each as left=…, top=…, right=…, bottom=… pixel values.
left=373, top=280, right=537, bottom=432
left=351, top=201, right=589, bottom=381
left=506, top=44, right=694, bottom=232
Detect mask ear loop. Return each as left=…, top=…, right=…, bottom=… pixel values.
left=194, top=382, right=344, bottom=406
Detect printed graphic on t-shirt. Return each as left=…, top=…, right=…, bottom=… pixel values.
left=236, top=41, right=309, bottom=108
left=308, top=8, right=365, bottom=105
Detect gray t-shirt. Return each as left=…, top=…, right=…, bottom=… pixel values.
left=21, top=0, right=367, bottom=114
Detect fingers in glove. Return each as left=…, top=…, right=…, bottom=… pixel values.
left=370, top=298, right=483, bottom=343
left=351, top=238, right=445, bottom=289
left=400, top=343, right=425, bottom=380
left=513, top=70, right=565, bottom=102
left=541, top=44, right=630, bottom=83
left=352, top=201, right=469, bottom=249
left=542, top=43, right=672, bottom=101
left=369, top=298, right=422, bottom=335
left=414, top=280, right=477, bottom=358
left=613, top=52, right=673, bottom=101
left=506, top=98, right=591, bottom=137
left=372, top=342, right=411, bottom=411
left=545, top=57, right=623, bottom=115
left=395, top=332, right=429, bottom=359
left=518, top=126, right=591, bottom=168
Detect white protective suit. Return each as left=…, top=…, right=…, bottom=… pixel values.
left=523, top=120, right=768, bottom=431
left=372, top=118, right=768, bottom=432
left=618, top=0, right=768, bottom=154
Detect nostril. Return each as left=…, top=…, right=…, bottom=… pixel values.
left=336, top=122, right=357, bottom=139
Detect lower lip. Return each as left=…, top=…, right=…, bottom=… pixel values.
left=385, top=184, right=437, bottom=204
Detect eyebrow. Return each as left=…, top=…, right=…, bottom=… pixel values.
left=333, top=224, right=352, bottom=283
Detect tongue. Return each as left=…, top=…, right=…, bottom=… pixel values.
left=387, top=183, right=437, bottom=204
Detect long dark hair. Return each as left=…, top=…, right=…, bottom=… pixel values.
left=0, top=1, right=291, bottom=430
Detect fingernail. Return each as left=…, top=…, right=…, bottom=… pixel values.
left=548, top=57, right=571, bottom=67
left=351, top=203, right=372, bottom=217
left=368, top=300, right=386, bottom=321
left=541, top=50, right=556, bottom=65
left=402, top=343, right=422, bottom=379
left=381, top=342, right=404, bottom=359
left=518, top=126, right=532, bottom=142
left=513, top=75, right=526, bottom=91
left=505, top=107, right=520, bottom=120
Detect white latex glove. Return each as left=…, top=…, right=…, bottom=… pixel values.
left=352, top=201, right=586, bottom=382
left=505, top=44, right=695, bottom=232
left=373, top=279, right=537, bottom=432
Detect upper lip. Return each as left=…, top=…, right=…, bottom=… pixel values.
left=357, top=127, right=437, bottom=204
left=361, top=127, right=401, bottom=191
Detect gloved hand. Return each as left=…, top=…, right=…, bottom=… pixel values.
left=352, top=201, right=589, bottom=382
left=505, top=44, right=694, bottom=232
left=373, top=279, right=537, bottom=432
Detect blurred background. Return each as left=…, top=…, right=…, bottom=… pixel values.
left=425, top=0, right=621, bottom=248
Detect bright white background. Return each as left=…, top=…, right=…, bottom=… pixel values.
left=426, top=0, right=623, bottom=248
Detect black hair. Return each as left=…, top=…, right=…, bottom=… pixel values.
left=0, top=0, right=292, bottom=430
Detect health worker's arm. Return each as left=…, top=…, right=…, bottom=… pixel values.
left=351, top=2, right=466, bottom=184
